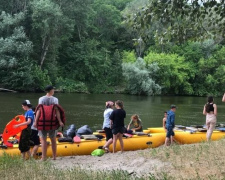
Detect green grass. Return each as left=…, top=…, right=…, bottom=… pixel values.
left=2, top=140, right=225, bottom=179
left=0, top=153, right=153, bottom=180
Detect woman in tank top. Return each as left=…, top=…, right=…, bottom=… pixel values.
left=203, top=96, right=217, bottom=141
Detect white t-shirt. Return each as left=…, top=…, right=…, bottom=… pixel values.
left=38, top=96, right=58, bottom=105
left=102, top=108, right=113, bottom=129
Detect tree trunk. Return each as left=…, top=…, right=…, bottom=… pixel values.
left=77, top=26, right=82, bottom=42
left=40, top=36, right=50, bottom=69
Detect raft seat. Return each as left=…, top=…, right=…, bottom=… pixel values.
left=96, top=130, right=105, bottom=133
left=81, top=135, right=100, bottom=140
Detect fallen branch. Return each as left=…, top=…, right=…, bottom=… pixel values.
left=0, top=88, right=17, bottom=93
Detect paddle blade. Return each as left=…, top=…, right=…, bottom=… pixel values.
left=123, top=133, right=133, bottom=138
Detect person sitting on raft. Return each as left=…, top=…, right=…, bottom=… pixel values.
left=127, top=114, right=143, bottom=132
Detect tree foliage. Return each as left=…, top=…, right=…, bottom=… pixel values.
left=123, top=57, right=161, bottom=95
left=0, top=0, right=225, bottom=96
left=130, top=0, right=225, bottom=44
left=144, top=52, right=194, bottom=95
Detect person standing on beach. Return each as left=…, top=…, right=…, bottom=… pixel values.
left=109, top=100, right=126, bottom=153
left=33, top=85, right=64, bottom=160
left=30, top=107, right=40, bottom=158
left=162, top=111, right=167, bottom=132
left=102, top=101, right=114, bottom=152
left=203, top=96, right=217, bottom=141
left=164, top=105, right=176, bottom=146
left=14, top=100, right=33, bottom=160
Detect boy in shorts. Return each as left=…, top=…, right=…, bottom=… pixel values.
left=165, top=105, right=176, bottom=146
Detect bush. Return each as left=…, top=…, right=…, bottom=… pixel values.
left=122, top=50, right=136, bottom=63
left=122, top=57, right=161, bottom=95
left=55, top=77, right=89, bottom=93
left=144, top=52, right=193, bottom=95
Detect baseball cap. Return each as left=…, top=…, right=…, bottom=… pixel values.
left=22, top=100, right=32, bottom=107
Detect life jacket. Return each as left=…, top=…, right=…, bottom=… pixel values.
left=36, top=104, right=65, bottom=130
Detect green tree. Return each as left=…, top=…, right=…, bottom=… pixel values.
left=92, top=0, right=121, bottom=42
left=144, top=52, right=193, bottom=94
left=194, top=46, right=225, bottom=96
left=123, top=57, right=161, bottom=95
left=30, top=0, right=72, bottom=69
left=122, top=50, right=136, bottom=63
left=0, top=11, right=34, bottom=90
left=130, top=0, right=225, bottom=44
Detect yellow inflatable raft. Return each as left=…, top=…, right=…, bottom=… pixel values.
left=148, top=127, right=225, bottom=144
left=174, top=130, right=225, bottom=144
left=0, top=133, right=165, bottom=157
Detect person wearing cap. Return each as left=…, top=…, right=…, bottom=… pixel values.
left=33, top=85, right=64, bottom=160
left=127, top=114, right=143, bottom=132
left=102, top=101, right=114, bottom=152
left=14, top=100, right=34, bottom=160
left=164, top=105, right=176, bottom=146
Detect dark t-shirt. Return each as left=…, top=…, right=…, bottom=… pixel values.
left=109, top=109, right=126, bottom=129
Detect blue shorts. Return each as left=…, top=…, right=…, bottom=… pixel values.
left=166, top=127, right=175, bottom=138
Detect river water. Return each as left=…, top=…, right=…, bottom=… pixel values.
left=1, top=92, right=225, bottom=133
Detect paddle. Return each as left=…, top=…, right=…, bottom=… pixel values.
left=73, top=135, right=81, bottom=143
left=175, top=125, right=186, bottom=129
left=186, top=126, right=207, bottom=132
left=123, top=133, right=133, bottom=138
left=190, top=125, right=204, bottom=128
left=133, top=132, right=151, bottom=136
left=216, top=127, right=225, bottom=132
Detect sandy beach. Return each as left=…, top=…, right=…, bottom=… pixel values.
left=51, top=139, right=225, bottom=179
left=52, top=148, right=169, bottom=178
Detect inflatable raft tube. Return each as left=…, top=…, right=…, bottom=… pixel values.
left=0, top=133, right=165, bottom=157
left=174, top=130, right=225, bottom=144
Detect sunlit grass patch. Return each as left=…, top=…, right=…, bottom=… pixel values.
left=139, top=139, right=225, bottom=179
left=2, top=139, right=225, bottom=180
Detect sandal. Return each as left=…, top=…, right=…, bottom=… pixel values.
left=103, top=147, right=109, bottom=153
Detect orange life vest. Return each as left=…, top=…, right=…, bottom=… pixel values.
left=2, top=115, right=27, bottom=147
left=36, top=104, right=65, bottom=130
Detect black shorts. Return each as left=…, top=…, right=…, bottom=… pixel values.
left=104, top=127, right=113, bottom=141
left=112, top=127, right=126, bottom=135
left=30, top=129, right=40, bottom=146
left=19, top=127, right=31, bottom=153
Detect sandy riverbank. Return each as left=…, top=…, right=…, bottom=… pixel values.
left=53, top=147, right=169, bottom=178
left=52, top=140, right=225, bottom=179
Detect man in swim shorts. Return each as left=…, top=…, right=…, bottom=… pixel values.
left=164, top=105, right=176, bottom=146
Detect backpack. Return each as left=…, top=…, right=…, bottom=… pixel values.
left=91, top=149, right=105, bottom=156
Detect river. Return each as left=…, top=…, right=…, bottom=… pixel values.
left=1, top=92, right=225, bottom=133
